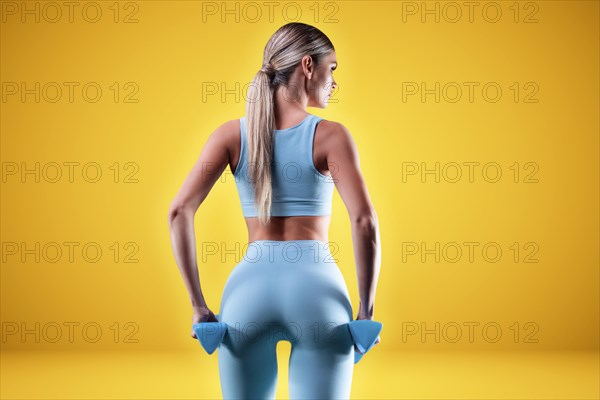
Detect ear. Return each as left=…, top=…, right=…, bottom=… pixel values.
left=301, top=55, right=314, bottom=78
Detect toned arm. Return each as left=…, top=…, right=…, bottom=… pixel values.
left=325, top=121, right=381, bottom=318
left=167, top=119, right=239, bottom=311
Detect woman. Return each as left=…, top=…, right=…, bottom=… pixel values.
left=168, top=22, right=381, bottom=399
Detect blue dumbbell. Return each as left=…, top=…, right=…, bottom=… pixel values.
left=347, top=320, right=383, bottom=364
left=192, top=313, right=227, bottom=355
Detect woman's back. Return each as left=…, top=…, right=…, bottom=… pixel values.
left=228, top=113, right=337, bottom=243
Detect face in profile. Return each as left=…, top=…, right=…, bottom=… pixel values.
left=307, top=51, right=338, bottom=108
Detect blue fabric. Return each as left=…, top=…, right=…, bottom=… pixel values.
left=191, top=241, right=384, bottom=398
left=216, top=240, right=354, bottom=399
left=233, top=114, right=335, bottom=217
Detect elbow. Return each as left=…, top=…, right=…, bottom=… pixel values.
left=168, top=202, right=194, bottom=227
left=167, top=205, right=180, bottom=228
left=352, top=210, right=378, bottom=230
left=352, top=212, right=378, bottom=243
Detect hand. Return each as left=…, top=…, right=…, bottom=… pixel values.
left=354, top=304, right=380, bottom=353
left=190, top=306, right=219, bottom=339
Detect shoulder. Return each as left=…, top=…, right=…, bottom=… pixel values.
left=204, top=118, right=241, bottom=152
left=211, top=118, right=240, bottom=139
left=316, top=118, right=356, bottom=148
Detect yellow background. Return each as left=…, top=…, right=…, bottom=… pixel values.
left=1, top=1, right=598, bottom=399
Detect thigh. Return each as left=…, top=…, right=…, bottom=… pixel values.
left=217, top=259, right=282, bottom=399
left=285, top=261, right=355, bottom=399
left=289, top=334, right=354, bottom=400
left=217, top=328, right=278, bottom=399
left=287, top=318, right=354, bottom=399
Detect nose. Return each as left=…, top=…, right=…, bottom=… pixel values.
left=330, top=81, right=337, bottom=92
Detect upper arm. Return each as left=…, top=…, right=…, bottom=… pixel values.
left=169, top=119, right=239, bottom=213
left=325, top=121, right=377, bottom=223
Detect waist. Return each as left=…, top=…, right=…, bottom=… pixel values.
left=245, top=215, right=331, bottom=242
left=242, top=239, right=335, bottom=264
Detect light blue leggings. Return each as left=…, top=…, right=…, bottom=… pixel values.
left=193, top=240, right=381, bottom=399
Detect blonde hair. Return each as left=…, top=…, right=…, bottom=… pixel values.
left=245, top=22, right=334, bottom=226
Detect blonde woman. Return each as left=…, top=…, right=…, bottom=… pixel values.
left=169, top=22, right=381, bottom=399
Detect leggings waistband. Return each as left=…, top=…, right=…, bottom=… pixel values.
left=242, top=240, right=335, bottom=264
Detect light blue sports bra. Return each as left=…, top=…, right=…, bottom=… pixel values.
left=233, top=113, right=335, bottom=217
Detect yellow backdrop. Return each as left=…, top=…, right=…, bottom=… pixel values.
left=1, top=1, right=598, bottom=399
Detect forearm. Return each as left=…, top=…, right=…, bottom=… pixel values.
left=168, top=206, right=208, bottom=310
left=351, top=215, right=381, bottom=318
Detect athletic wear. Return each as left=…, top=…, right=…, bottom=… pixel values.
left=191, top=114, right=383, bottom=399
left=192, top=240, right=382, bottom=399
left=233, top=114, right=335, bottom=217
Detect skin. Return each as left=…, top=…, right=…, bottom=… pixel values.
left=168, top=51, right=381, bottom=351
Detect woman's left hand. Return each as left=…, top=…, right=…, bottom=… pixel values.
left=354, top=309, right=381, bottom=352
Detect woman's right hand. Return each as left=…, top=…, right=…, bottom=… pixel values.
left=191, top=306, right=219, bottom=339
